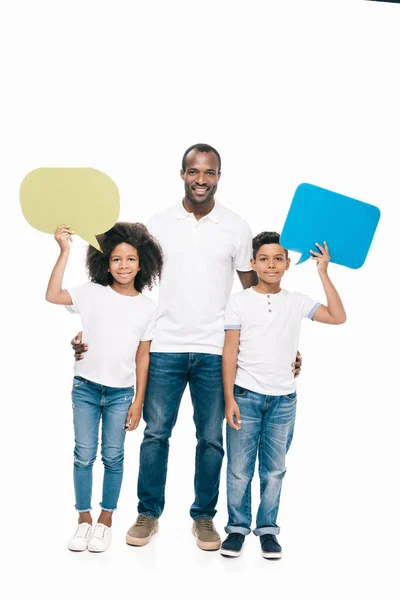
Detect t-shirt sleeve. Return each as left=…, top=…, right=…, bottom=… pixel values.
left=301, top=294, right=321, bottom=320
left=233, top=220, right=253, bottom=272
left=224, top=296, right=241, bottom=330
left=140, top=303, right=157, bottom=341
left=65, top=283, right=92, bottom=316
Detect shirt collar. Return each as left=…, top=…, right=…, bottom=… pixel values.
left=176, top=200, right=220, bottom=223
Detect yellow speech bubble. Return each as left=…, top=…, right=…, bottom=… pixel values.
left=20, top=168, right=120, bottom=251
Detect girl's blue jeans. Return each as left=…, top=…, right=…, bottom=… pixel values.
left=225, top=384, right=297, bottom=536
left=71, top=376, right=134, bottom=512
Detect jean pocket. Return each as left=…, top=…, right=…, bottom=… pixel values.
left=72, top=376, right=87, bottom=389
left=233, top=384, right=247, bottom=397
left=284, top=392, right=297, bottom=401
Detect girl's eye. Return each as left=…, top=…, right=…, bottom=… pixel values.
left=129, top=258, right=136, bottom=262
left=112, top=258, right=120, bottom=262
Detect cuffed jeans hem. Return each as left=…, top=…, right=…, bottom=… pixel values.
left=139, top=511, right=159, bottom=520
left=193, top=515, right=217, bottom=521
left=225, top=525, right=251, bottom=535
left=99, top=503, right=116, bottom=512
left=75, top=506, right=92, bottom=512
left=253, top=526, right=280, bottom=536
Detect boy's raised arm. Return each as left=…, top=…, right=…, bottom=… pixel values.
left=45, top=225, right=73, bottom=305
left=222, top=330, right=241, bottom=430
left=311, top=242, right=346, bottom=325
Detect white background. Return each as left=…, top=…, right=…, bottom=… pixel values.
left=1, top=1, right=400, bottom=598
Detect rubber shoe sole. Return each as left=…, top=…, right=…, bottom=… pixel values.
left=220, top=547, right=243, bottom=558
left=192, top=523, right=221, bottom=551
left=261, top=550, right=282, bottom=560
left=126, top=524, right=159, bottom=546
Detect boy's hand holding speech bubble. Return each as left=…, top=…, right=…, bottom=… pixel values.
left=20, top=168, right=120, bottom=251
left=280, top=183, right=381, bottom=269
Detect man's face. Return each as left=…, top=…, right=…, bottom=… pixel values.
left=251, top=243, right=290, bottom=284
left=181, top=150, right=220, bottom=205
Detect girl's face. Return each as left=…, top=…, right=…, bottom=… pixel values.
left=108, top=243, right=140, bottom=287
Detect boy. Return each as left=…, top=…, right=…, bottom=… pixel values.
left=220, top=232, right=346, bottom=559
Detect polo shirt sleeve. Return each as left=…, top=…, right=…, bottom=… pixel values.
left=224, top=296, right=241, bottom=330
left=233, top=220, right=253, bottom=272
left=301, top=294, right=321, bottom=320
left=140, top=303, right=157, bottom=341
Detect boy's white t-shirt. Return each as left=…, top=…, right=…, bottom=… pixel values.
left=66, top=282, right=157, bottom=388
left=224, top=287, right=321, bottom=396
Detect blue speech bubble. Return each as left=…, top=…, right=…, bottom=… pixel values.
left=280, top=183, right=381, bottom=269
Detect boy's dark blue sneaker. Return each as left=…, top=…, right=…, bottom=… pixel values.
left=220, top=533, right=245, bottom=557
left=260, top=534, right=282, bottom=559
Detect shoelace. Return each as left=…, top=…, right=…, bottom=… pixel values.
left=92, top=524, right=107, bottom=539
left=74, top=523, right=91, bottom=538
left=198, top=519, right=215, bottom=531
left=136, top=514, right=154, bottom=526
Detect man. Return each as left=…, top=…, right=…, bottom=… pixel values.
left=72, top=143, right=302, bottom=550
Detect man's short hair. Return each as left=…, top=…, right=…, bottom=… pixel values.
left=181, top=143, right=221, bottom=173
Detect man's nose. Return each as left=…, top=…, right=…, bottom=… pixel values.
left=196, top=173, right=205, bottom=185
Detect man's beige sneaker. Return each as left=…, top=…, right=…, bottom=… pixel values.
left=126, top=515, right=159, bottom=546
left=192, top=518, right=221, bottom=550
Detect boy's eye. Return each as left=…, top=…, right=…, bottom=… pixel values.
left=276, top=257, right=282, bottom=261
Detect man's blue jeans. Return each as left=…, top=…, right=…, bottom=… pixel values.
left=71, top=376, right=134, bottom=512
left=137, top=353, right=225, bottom=520
left=225, top=384, right=297, bottom=536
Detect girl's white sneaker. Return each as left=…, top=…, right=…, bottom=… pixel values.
left=68, top=523, right=92, bottom=552
left=87, top=523, right=112, bottom=552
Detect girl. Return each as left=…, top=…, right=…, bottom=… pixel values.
left=46, top=222, right=163, bottom=552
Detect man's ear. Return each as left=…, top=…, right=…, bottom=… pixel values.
left=180, top=169, right=185, bottom=180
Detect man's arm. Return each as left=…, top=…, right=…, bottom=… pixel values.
left=222, top=330, right=241, bottom=430
left=236, top=270, right=257, bottom=289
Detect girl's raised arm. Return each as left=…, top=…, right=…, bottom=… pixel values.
left=45, top=225, right=73, bottom=305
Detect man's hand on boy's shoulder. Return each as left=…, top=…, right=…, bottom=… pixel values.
left=71, top=332, right=88, bottom=361
left=292, top=351, right=302, bottom=378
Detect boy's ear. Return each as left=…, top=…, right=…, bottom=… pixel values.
left=286, top=258, right=291, bottom=270
left=250, top=257, right=256, bottom=270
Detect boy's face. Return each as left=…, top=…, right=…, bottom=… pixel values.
left=108, top=243, right=140, bottom=286
left=251, top=243, right=290, bottom=284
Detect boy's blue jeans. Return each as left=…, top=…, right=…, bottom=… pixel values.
left=225, top=384, right=297, bottom=536
left=71, top=376, right=134, bottom=512
left=137, top=352, right=225, bottom=520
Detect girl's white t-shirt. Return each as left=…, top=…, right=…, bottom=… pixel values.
left=66, top=282, right=157, bottom=388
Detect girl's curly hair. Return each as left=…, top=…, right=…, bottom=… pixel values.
left=86, top=222, right=163, bottom=293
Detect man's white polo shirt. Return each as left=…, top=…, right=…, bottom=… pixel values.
left=224, top=287, right=321, bottom=395
left=147, top=200, right=252, bottom=355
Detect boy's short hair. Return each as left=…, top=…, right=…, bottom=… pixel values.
left=86, top=222, right=163, bottom=292
left=252, top=231, right=289, bottom=259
